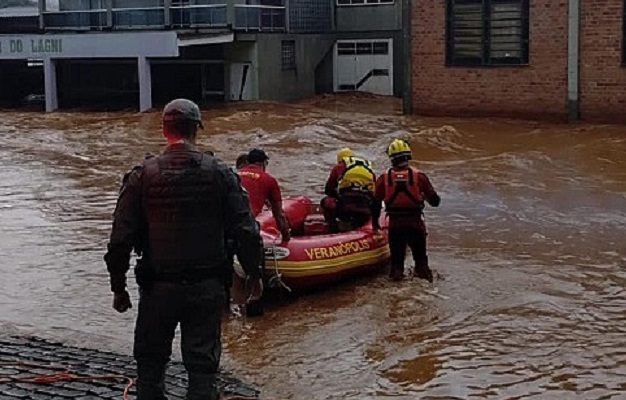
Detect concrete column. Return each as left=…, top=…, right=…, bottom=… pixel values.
left=138, top=56, right=152, bottom=112
left=38, top=0, right=46, bottom=30
left=43, top=58, right=58, bottom=112
left=227, top=0, right=235, bottom=29
left=401, top=0, right=412, bottom=114
left=164, top=0, right=171, bottom=27
left=567, top=0, right=580, bottom=122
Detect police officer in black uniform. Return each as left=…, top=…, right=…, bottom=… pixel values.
left=104, top=98, right=263, bottom=400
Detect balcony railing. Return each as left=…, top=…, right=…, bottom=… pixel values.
left=234, top=5, right=285, bottom=32
left=42, top=9, right=107, bottom=30
left=42, top=4, right=228, bottom=30
left=170, top=5, right=227, bottom=28
left=112, top=7, right=165, bottom=28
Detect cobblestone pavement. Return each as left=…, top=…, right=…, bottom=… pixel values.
left=0, top=336, right=259, bottom=399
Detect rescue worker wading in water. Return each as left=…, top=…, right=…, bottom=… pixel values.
left=237, top=149, right=290, bottom=316
left=374, top=139, right=440, bottom=282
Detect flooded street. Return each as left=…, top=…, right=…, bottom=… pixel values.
left=1, top=94, right=625, bottom=399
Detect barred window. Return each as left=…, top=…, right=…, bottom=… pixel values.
left=281, top=40, right=296, bottom=71
left=446, top=0, right=529, bottom=66
left=337, top=0, right=393, bottom=6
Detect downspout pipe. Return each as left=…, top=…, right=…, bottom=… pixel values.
left=106, top=0, right=113, bottom=29
left=567, top=0, right=580, bottom=122
left=401, top=0, right=412, bottom=114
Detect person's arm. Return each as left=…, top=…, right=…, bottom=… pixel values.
left=374, top=174, right=387, bottom=229
left=272, top=207, right=291, bottom=241
left=268, top=177, right=291, bottom=241
left=103, top=167, right=143, bottom=312
left=369, top=173, right=382, bottom=230
left=324, top=166, right=340, bottom=197
left=219, top=163, right=263, bottom=279
left=374, top=174, right=386, bottom=202
left=419, top=172, right=441, bottom=207
left=370, top=195, right=382, bottom=230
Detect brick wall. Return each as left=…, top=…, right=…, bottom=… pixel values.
left=580, top=0, right=626, bottom=123
left=412, top=0, right=569, bottom=121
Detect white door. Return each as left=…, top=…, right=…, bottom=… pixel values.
left=334, top=39, right=393, bottom=96
left=229, top=63, right=253, bottom=101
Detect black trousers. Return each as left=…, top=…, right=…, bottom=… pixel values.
left=388, top=225, right=429, bottom=276
left=336, top=195, right=372, bottom=230
left=133, top=279, right=225, bottom=400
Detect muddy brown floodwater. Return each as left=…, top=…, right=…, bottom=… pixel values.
left=1, top=94, right=625, bottom=399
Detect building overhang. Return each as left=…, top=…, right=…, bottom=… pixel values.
left=0, top=31, right=179, bottom=60
left=177, top=32, right=234, bottom=47
left=0, top=7, right=38, bottom=18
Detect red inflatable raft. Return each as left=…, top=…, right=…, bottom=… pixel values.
left=257, top=196, right=390, bottom=291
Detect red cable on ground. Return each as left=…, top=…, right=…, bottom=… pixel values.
left=0, top=361, right=258, bottom=399
left=0, top=361, right=135, bottom=400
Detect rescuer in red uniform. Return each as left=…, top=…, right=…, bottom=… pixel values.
left=374, top=139, right=440, bottom=282
left=320, top=148, right=353, bottom=225
left=238, top=148, right=291, bottom=241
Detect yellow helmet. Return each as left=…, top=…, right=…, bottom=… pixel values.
left=386, top=139, right=412, bottom=159
left=337, top=148, right=354, bottom=163
left=338, top=157, right=375, bottom=192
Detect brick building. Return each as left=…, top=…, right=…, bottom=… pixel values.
left=412, top=0, right=626, bottom=123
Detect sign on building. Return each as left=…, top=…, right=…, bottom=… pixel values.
left=0, top=31, right=179, bottom=59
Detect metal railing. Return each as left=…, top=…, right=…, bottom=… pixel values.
left=42, top=4, right=228, bottom=30
left=112, top=7, right=165, bottom=28
left=170, top=5, right=227, bottom=28
left=233, top=5, right=286, bottom=32
left=42, top=9, right=108, bottom=30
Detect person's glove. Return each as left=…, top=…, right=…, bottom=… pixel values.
left=113, top=290, right=132, bottom=313
left=281, top=228, right=291, bottom=242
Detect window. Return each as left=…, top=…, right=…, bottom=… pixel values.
left=281, top=40, right=296, bottom=70
left=446, top=0, right=529, bottom=66
left=337, top=41, right=389, bottom=55
left=337, top=0, right=393, bottom=6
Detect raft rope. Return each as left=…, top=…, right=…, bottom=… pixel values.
left=0, top=360, right=134, bottom=399
left=264, top=227, right=292, bottom=293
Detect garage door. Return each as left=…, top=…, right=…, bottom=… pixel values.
left=334, top=39, right=393, bottom=96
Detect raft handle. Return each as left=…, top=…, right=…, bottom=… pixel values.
left=265, top=233, right=292, bottom=293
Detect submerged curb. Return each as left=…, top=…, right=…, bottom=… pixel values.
left=0, top=336, right=259, bottom=399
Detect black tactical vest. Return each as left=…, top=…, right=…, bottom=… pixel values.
left=141, top=146, right=226, bottom=277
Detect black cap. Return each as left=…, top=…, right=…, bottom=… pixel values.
left=247, top=148, right=269, bottom=163
left=162, top=98, right=204, bottom=129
